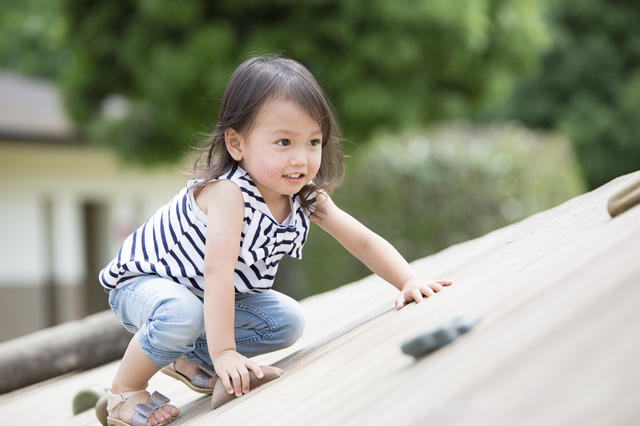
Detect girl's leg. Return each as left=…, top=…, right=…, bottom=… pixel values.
left=110, top=335, right=179, bottom=425
left=234, top=290, right=306, bottom=358
left=108, top=275, right=206, bottom=424
left=165, top=290, right=303, bottom=410
left=189, top=289, right=306, bottom=363
left=109, top=276, right=207, bottom=367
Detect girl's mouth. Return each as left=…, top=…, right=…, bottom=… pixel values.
left=284, top=173, right=304, bottom=179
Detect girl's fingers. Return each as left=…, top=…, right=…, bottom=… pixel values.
left=247, top=360, right=264, bottom=379
left=395, top=293, right=406, bottom=310
left=221, top=374, right=234, bottom=395
left=239, top=367, right=251, bottom=395
left=229, top=371, right=241, bottom=395
left=422, top=286, right=435, bottom=298
left=398, top=278, right=452, bottom=310
left=430, top=282, right=444, bottom=292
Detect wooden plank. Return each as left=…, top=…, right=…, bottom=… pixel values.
left=1, top=171, right=638, bottom=425
left=189, top=172, right=640, bottom=425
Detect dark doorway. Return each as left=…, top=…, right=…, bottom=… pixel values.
left=83, top=202, right=110, bottom=315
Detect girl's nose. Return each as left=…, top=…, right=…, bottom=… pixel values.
left=289, top=150, right=307, bottom=167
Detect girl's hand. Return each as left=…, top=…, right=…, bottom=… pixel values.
left=396, top=277, right=452, bottom=310
left=212, top=350, right=264, bottom=397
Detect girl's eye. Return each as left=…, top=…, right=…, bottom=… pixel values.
left=277, top=139, right=291, bottom=146
left=309, top=139, right=321, bottom=147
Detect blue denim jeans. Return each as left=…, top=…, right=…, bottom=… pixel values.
left=108, top=275, right=306, bottom=367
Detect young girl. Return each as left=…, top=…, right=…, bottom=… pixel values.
left=100, top=55, right=451, bottom=426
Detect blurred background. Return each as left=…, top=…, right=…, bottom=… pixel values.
left=0, top=0, right=638, bottom=342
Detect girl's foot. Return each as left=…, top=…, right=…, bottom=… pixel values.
left=174, top=358, right=218, bottom=389
left=161, top=358, right=217, bottom=393
left=107, top=388, right=179, bottom=426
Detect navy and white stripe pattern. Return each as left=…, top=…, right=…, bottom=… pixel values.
left=99, top=164, right=314, bottom=296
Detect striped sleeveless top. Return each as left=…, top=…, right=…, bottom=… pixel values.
left=99, top=164, right=314, bottom=296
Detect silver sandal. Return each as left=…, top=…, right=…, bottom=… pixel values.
left=106, top=389, right=178, bottom=426
left=161, top=362, right=216, bottom=394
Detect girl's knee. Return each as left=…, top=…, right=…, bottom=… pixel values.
left=276, top=296, right=306, bottom=347
left=161, top=294, right=205, bottom=337
left=142, top=293, right=205, bottom=357
left=234, top=291, right=306, bottom=355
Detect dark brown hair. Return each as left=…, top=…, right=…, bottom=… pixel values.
left=192, top=54, right=345, bottom=218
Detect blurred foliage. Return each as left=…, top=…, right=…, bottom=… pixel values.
left=274, top=122, right=585, bottom=298
left=3, top=0, right=634, bottom=189
left=498, top=0, right=640, bottom=189
left=0, top=0, right=70, bottom=78
left=53, top=0, right=551, bottom=162
left=2, top=0, right=594, bottom=300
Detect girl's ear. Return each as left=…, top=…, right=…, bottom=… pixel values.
left=225, top=129, right=243, bottom=161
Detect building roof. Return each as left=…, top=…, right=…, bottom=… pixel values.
left=1, top=171, right=639, bottom=425
left=0, top=71, right=75, bottom=141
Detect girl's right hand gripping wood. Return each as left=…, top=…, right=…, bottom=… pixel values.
left=210, top=365, right=284, bottom=409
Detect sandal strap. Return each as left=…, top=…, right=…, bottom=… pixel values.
left=199, top=363, right=216, bottom=377
left=191, top=364, right=216, bottom=388
left=106, top=388, right=148, bottom=413
left=144, top=391, right=170, bottom=411
left=130, top=391, right=171, bottom=426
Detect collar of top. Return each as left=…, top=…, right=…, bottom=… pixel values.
left=232, top=165, right=309, bottom=267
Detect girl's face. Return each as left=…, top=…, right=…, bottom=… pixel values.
left=227, top=98, right=323, bottom=205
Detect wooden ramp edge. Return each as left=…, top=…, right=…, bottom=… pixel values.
left=1, top=171, right=639, bottom=426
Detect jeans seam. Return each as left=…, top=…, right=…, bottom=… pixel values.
left=234, top=302, right=277, bottom=345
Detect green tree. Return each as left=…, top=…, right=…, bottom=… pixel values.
left=58, top=0, right=551, bottom=162
left=0, top=0, right=70, bottom=78
left=503, top=0, right=640, bottom=189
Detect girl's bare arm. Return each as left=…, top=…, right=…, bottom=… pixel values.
left=312, top=192, right=451, bottom=309
left=198, top=180, right=263, bottom=397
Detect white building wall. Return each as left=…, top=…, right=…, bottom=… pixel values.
left=0, top=141, right=188, bottom=342
left=0, top=190, right=48, bottom=287
left=50, top=196, right=86, bottom=322
left=51, top=195, right=86, bottom=287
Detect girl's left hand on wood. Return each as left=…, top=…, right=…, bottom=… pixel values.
left=395, top=277, right=452, bottom=310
